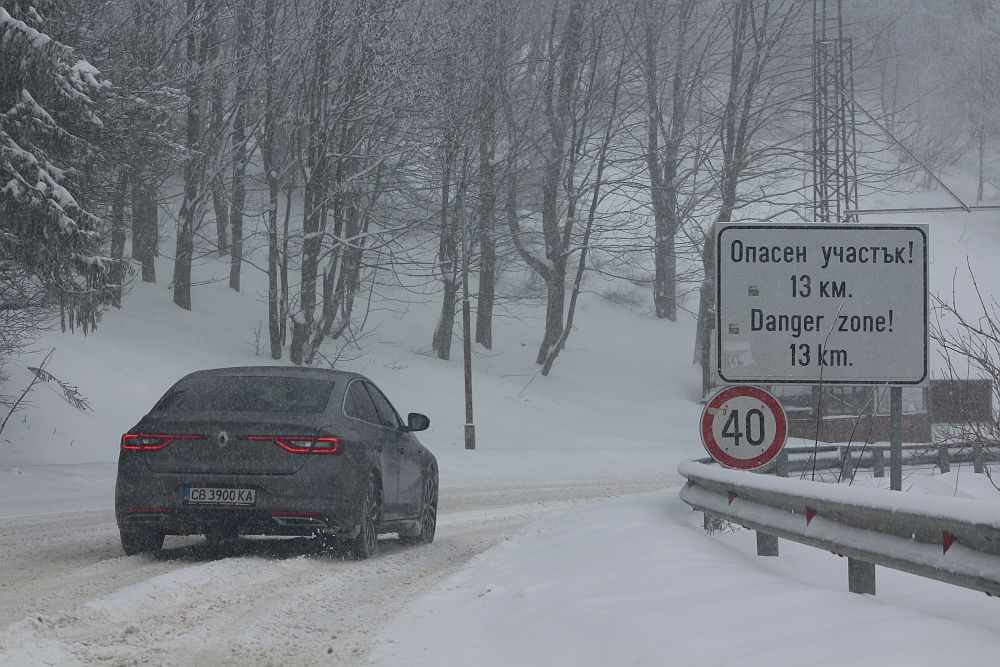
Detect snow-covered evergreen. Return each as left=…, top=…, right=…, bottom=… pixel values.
left=0, top=1, right=114, bottom=349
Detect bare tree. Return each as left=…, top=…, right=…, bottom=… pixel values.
left=286, top=0, right=414, bottom=366
left=261, top=0, right=282, bottom=358
left=429, top=0, right=476, bottom=361
left=205, top=0, right=230, bottom=258
left=506, top=0, right=623, bottom=367
left=541, top=22, right=628, bottom=376
left=693, top=0, right=808, bottom=395
left=932, top=264, right=1000, bottom=490
left=228, top=0, right=256, bottom=292
left=634, top=0, right=719, bottom=321
left=289, top=0, right=335, bottom=363
left=473, top=0, right=516, bottom=350
left=173, top=0, right=216, bottom=311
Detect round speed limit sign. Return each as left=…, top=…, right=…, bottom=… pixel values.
left=700, top=386, right=787, bottom=470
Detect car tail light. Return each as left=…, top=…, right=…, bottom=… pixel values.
left=246, top=435, right=344, bottom=454
left=121, top=433, right=203, bottom=451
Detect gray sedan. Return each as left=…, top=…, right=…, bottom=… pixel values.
left=115, top=366, right=437, bottom=559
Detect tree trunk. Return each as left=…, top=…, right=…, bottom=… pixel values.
left=109, top=169, right=129, bottom=308
left=173, top=0, right=207, bottom=311
left=211, top=177, right=228, bottom=256
left=534, top=0, right=585, bottom=365
left=694, top=228, right=716, bottom=397
left=128, top=0, right=160, bottom=279
left=977, top=126, right=985, bottom=204
left=504, top=128, right=553, bottom=302
left=291, top=0, right=334, bottom=365
left=229, top=0, right=254, bottom=292
left=174, top=200, right=195, bottom=311
left=207, top=0, right=228, bottom=258
left=131, top=176, right=157, bottom=283
left=652, top=206, right=679, bottom=320
left=281, top=184, right=291, bottom=346
left=696, top=189, right=735, bottom=396
left=433, top=143, right=457, bottom=360
left=433, top=280, right=458, bottom=360
left=541, top=145, right=603, bottom=376
left=696, top=0, right=750, bottom=395
left=646, top=0, right=696, bottom=322
left=475, top=15, right=500, bottom=350
left=537, top=263, right=567, bottom=365
left=475, top=204, right=496, bottom=350
left=262, top=0, right=280, bottom=358
left=541, top=47, right=625, bottom=376
left=303, top=172, right=373, bottom=366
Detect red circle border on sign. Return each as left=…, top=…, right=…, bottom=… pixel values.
left=700, top=385, right=788, bottom=470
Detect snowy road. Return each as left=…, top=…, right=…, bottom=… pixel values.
left=0, top=477, right=675, bottom=666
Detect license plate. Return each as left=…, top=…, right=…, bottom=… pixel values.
left=184, top=487, right=256, bottom=506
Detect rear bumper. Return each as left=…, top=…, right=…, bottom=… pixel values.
left=115, top=457, right=366, bottom=537
left=118, top=506, right=354, bottom=537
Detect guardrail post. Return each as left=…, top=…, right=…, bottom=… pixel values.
left=839, top=446, right=851, bottom=481
left=774, top=448, right=789, bottom=478
left=872, top=448, right=884, bottom=478
left=754, top=460, right=784, bottom=557
left=974, top=441, right=985, bottom=474
left=848, top=558, right=876, bottom=595
left=756, top=531, right=779, bottom=557
left=938, top=445, right=951, bottom=473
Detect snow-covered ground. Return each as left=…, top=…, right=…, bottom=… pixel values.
left=371, top=489, right=1000, bottom=667
left=4, top=173, right=1000, bottom=663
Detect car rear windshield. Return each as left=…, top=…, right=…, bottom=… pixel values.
left=152, top=376, right=335, bottom=414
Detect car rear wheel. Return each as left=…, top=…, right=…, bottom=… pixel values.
left=120, top=528, right=164, bottom=556
left=400, top=467, right=438, bottom=546
left=347, top=474, right=381, bottom=560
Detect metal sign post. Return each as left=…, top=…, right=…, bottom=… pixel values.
left=890, top=386, right=902, bottom=491
left=459, top=152, right=476, bottom=451
left=700, top=385, right=788, bottom=555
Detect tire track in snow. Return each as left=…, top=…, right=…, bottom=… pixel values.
left=0, top=477, right=676, bottom=665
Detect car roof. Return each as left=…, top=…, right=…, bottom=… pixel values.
left=179, top=366, right=365, bottom=383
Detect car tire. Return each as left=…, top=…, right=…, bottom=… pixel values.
left=400, top=466, right=438, bottom=546
left=120, top=528, right=164, bottom=556
left=348, top=473, right=381, bottom=560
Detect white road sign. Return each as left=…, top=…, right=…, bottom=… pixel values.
left=700, top=385, right=787, bottom=470
left=716, top=223, right=928, bottom=385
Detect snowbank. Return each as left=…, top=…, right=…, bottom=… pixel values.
left=369, top=490, right=1000, bottom=666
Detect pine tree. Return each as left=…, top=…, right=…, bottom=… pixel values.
left=0, top=1, right=115, bottom=339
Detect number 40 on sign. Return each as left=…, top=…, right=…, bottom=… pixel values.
left=700, top=385, right=788, bottom=470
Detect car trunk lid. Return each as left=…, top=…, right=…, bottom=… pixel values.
left=137, top=414, right=326, bottom=475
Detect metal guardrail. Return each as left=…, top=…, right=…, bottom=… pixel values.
left=678, top=459, right=1000, bottom=597
left=782, top=442, right=998, bottom=477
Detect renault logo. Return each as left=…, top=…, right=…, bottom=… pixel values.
left=217, top=430, right=230, bottom=447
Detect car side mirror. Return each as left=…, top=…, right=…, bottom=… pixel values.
left=406, top=412, right=430, bottom=432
